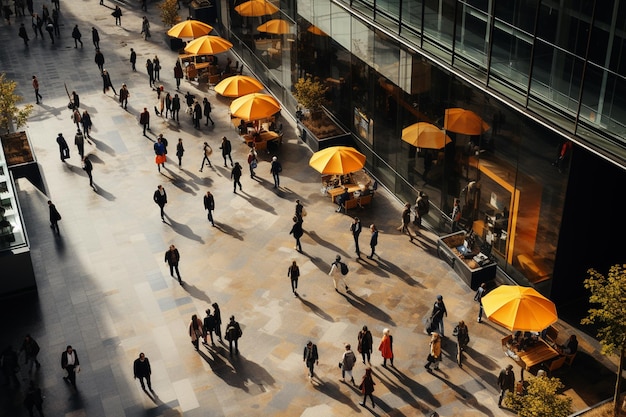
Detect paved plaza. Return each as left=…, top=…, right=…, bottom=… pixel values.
left=0, top=1, right=618, bottom=416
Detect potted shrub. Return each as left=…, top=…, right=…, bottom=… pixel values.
left=0, top=73, right=34, bottom=167
left=159, top=0, right=184, bottom=51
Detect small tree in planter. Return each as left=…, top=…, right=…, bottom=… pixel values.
left=159, top=0, right=181, bottom=27
left=0, top=73, right=33, bottom=135
left=506, top=375, right=572, bottom=417
left=293, top=76, right=328, bottom=120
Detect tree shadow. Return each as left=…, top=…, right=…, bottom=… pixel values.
left=385, top=366, right=440, bottom=409
left=183, top=282, right=212, bottom=304
left=214, top=222, right=244, bottom=241
left=164, top=215, right=204, bottom=243
left=306, top=231, right=350, bottom=259
left=298, top=296, right=334, bottom=322
left=312, top=379, right=361, bottom=413
left=343, top=292, right=395, bottom=326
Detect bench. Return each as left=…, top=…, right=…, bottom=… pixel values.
left=341, top=194, right=374, bottom=212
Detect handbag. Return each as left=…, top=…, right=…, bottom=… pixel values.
left=338, top=362, right=342, bottom=369
left=250, top=160, right=257, bottom=169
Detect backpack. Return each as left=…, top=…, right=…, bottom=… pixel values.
left=339, top=262, right=348, bottom=275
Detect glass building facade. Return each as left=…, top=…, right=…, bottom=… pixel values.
left=222, top=0, right=626, bottom=303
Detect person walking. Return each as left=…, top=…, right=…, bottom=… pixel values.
left=119, top=84, right=129, bottom=109
left=340, top=344, right=357, bottom=384
left=193, top=100, right=202, bottom=129
left=270, top=156, right=282, bottom=188
left=451, top=198, right=462, bottom=232
left=133, top=353, right=152, bottom=391
left=367, top=224, right=378, bottom=259
left=474, top=282, right=487, bottom=323
left=74, top=129, right=85, bottom=159
left=247, top=147, right=257, bottom=178
left=203, top=309, right=216, bottom=346
left=398, top=202, right=415, bottom=241
left=189, top=314, right=203, bottom=351
left=141, top=0, right=147, bottom=11
left=199, top=142, right=213, bottom=172
left=23, top=380, right=44, bottom=417
left=328, top=255, right=349, bottom=293
left=61, top=345, right=80, bottom=389
left=92, top=27, right=100, bottom=49
left=295, top=199, right=305, bottom=223
left=357, top=325, right=373, bottom=365
left=81, top=110, right=92, bottom=138
left=174, top=61, right=183, bottom=89
left=82, top=156, right=94, bottom=189
left=303, top=340, right=318, bottom=379
left=101, top=69, right=117, bottom=95
left=55, top=133, right=69, bottom=162
left=497, top=364, right=516, bottom=407
left=212, top=303, right=223, bottom=342
left=45, top=19, right=55, bottom=43
left=52, top=8, right=60, bottom=36
left=155, top=85, right=165, bottom=116
left=414, top=191, right=430, bottom=228
left=48, top=200, right=61, bottom=234
left=94, top=49, right=105, bottom=72
left=225, top=316, right=243, bottom=357
left=32, top=13, right=44, bottom=39
left=140, top=107, right=150, bottom=136
left=203, top=97, right=214, bottom=126
left=146, top=59, right=154, bottom=87
left=165, top=92, right=172, bottom=118
left=171, top=93, right=180, bottom=122
left=19, top=334, right=41, bottom=373
left=287, top=260, right=300, bottom=296
left=130, top=48, right=137, bottom=71
left=72, top=108, right=82, bottom=130
left=153, top=55, right=161, bottom=81
left=203, top=191, right=215, bottom=226
left=112, top=5, right=122, bottom=26
left=141, top=16, right=150, bottom=40
left=32, top=75, right=42, bottom=104
left=71, top=24, right=83, bottom=48
left=424, top=332, right=442, bottom=371
left=289, top=216, right=303, bottom=253
left=153, top=184, right=167, bottom=221
left=220, top=136, right=233, bottom=167
left=164, top=244, right=181, bottom=283
left=378, top=328, right=394, bottom=367
left=231, top=162, right=243, bottom=193
left=430, top=295, right=448, bottom=337
left=358, top=368, right=376, bottom=408
left=175, top=138, right=184, bottom=167
left=453, top=320, right=470, bottom=367
left=71, top=91, right=80, bottom=110
left=19, top=23, right=29, bottom=46
left=351, top=217, right=362, bottom=258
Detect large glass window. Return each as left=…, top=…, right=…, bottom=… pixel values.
left=489, top=22, right=532, bottom=94
left=454, top=3, right=489, bottom=73
left=493, top=0, right=538, bottom=34
left=423, top=0, right=456, bottom=54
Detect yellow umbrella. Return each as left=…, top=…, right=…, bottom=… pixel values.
left=309, top=146, right=366, bottom=175
left=401, top=122, right=452, bottom=149
left=444, top=108, right=490, bottom=135
left=307, top=25, right=328, bottom=36
left=230, top=93, right=281, bottom=121
left=234, top=0, right=279, bottom=17
left=257, top=19, right=292, bottom=35
left=215, top=75, right=264, bottom=98
left=481, top=285, right=558, bottom=332
left=167, top=20, right=213, bottom=40
left=184, top=35, right=233, bottom=55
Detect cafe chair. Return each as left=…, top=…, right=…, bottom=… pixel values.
left=564, top=352, right=576, bottom=367
left=501, top=335, right=513, bottom=352
left=543, top=325, right=559, bottom=347
left=542, top=355, right=566, bottom=376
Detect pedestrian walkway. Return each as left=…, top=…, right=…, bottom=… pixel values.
left=0, top=1, right=616, bottom=416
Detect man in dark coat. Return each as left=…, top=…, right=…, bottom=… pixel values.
left=220, top=136, right=233, bottom=167
left=101, top=69, right=116, bottom=95
left=171, top=93, right=180, bottom=122
left=71, top=24, right=83, bottom=48
left=153, top=185, right=167, bottom=221
left=231, top=162, right=243, bottom=193
left=203, top=97, right=214, bottom=126
left=203, top=309, right=216, bottom=345
left=133, top=353, right=152, bottom=390
left=357, top=325, right=373, bottom=364
left=270, top=156, right=282, bottom=189
left=56, top=133, right=69, bottom=161
left=94, top=48, right=104, bottom=72
left=18, top=23, right=29, bottom=46
left=367, top=224, right=378, bottom=259
left=225, top=316, right=243, bottom=357
left=48, top=200, right=61, bottom=234
left=130, top=48, right=137, bottom=71
left=140, top=107, right=150, bottom=135
left=60, top=345, right=80, bottom=389
left=92, top=27, right=100, bottom=49
left=497, top=364, right=515, bottom=407
left=192, top=101, right=202, bottom=129
left=303, top=340, right=319, bottom=378
left=164, top=244, right=181, bottom=283
left=82, top=156, right=94, bottom=188
left=351, top=217, right=362, bottom=258
left=203, top=191, right=215, bottom=226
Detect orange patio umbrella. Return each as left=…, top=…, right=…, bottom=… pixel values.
left=401, top=122, right=452, bottom=149
left=234, top=0, right=279, bottom=17
left=307, top=25, right=328, bottom=36
left=444, top=108, right=490, bottom=135
left=167, top=20, right=213, bottom=40
left=257, top=19, right=292, bottom=35
left=230, top=93, right=281, bottom=121
left=481, top=285, right=558, bottom=332
left=184, top=35, right=233, bottom=55
left=309, top=146, right=366, bottom=175
left=215, top=75, right=264, bottom=98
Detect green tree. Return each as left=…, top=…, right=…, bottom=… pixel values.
left=293, top=76, right=328, bottom=114
left=0, top=73, right=33, bottom=135
left=158, top=0, right=181, bottom=27
left=582, top=264, right=626, bottom=417
left=507, top=375, right=572, bottom=417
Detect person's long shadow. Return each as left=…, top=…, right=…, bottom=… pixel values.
left=164, top=215, right=204, bottom=243
left=273, top=186, right=297, bottom=200
left=355, top=258, right=390, bottom=278
left=231, top=354, right=276, bottom=389
left=197, top=349, right=247, bottom=391
left=298, top=296, right=334, bottom=322
left=93, top=184, right=116, bottom=201
left=312, top=379, right=361, bottom=412
left=385, top=365, right=441, bottom=408
left=53, top=231, right=66, bottom=255
left=214, top=222, right=244, bottom=241
left=306, top=231, right=350, bottom=259
left=183, top=282, right=212, bottom=304
left=429, top=369, right=496, bottom=416
left=237, top=190, right=277, bottom=215
left=86, top=135, right=116, bottom=156
left=343, top=292, right=394, bottom=326
left=144, top=389, right=182, bottom=415
left=376, top=258, right=423, bottom=287
left=161, top=168, right=198, bottom=195
left=308, top=256, right=330, bottom=274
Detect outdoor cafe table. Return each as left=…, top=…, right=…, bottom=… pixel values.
left=514, top=338, right=560, bottom=378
